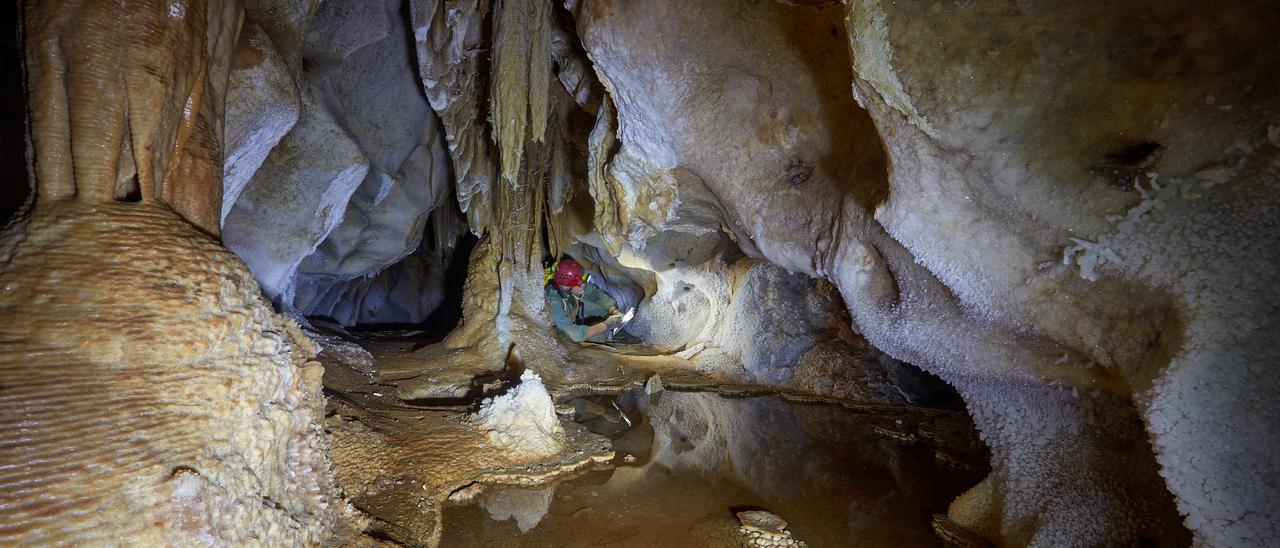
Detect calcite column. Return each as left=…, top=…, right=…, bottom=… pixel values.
left=433, top=0, right=559, bottom=363
left=0, top=1, right=338, bottom=544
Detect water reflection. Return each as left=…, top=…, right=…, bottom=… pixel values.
left=442, top=390, right=986, bottom=547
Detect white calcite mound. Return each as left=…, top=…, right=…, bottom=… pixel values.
left=474, top=371, right=565, bottom=459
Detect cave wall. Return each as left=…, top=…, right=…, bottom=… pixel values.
left=296, top=205, right=467, bottom=325
left=575, top=0, right=1278, bottom=545
left=221, top=0, right=464, bottom=324
left=613, top=238, right=920, bottom=402
left=842, top=2, right=1279, bottom=544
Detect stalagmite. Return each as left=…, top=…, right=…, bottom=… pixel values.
left=473, top=371, right=565, bottom=459
left=0, top=1, right=340, bottom=543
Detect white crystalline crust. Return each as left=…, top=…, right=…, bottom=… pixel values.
left=474, top=371, right=566, bottom=459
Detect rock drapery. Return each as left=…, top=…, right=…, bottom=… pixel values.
left=1, top=0, right=340, bottom=543
left=407, top=0, right=498, bottom=232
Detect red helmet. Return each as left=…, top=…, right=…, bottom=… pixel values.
left=553, top=258, right=586, bottom=288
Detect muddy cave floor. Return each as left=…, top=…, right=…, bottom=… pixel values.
left=317, top=326, right=990, bottom=547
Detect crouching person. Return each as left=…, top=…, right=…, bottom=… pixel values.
left=545, top=257, right=625, bottom=343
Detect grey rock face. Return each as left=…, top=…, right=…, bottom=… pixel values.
left=225, top=0, right=462, bottom=321
left=222, top=83, right=370, bottom=303
left=222, top=17, right=300, bottom=223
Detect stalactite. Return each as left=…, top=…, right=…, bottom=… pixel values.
left=527, top=0, right=552, bottom=144
left=483, top=0, right=563, bottom=347
left=491, top=0, right=554, bottom=185
left=544, top=205, right=568, bottom=261
left=432, top=186, right=466, bottom=255
left=546, top=85, right=581, bottom=215
left=407, top=0, right=496, bottom=233
left=524, top=145, right=547, bottom=265
left=542, top=87, right=579, bottom=259
left=491, top=0, right=531, bottom=185
left=547, top=132, right=571, bottom=214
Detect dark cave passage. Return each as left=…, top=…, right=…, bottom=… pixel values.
left=0, top=3, right=26, bottom=225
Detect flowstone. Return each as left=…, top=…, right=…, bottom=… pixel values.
left=1, top=1, right=345, bottom=542
left=0, top=206, right=341, bottom=545
left=320, top=331, right=613, bottom=546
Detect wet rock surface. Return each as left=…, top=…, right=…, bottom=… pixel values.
left=440, top=387, right=985, bottom=547
left=318, top=330, right=614, bottom=546
left=307, top=327, right=986, bottom=546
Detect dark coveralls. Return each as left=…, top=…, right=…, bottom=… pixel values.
left=545, top=283, right=618, bottom=343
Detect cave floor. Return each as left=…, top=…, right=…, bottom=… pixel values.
left=439, top=392, right=985, bottom=547
left=320, top=329, right=614, bottom=546
left=318, top=328, right=987, bottom=547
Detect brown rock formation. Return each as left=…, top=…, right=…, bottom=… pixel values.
left=0, top=1, right=339, bottom=543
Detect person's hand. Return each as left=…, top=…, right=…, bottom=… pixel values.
left=605, top=313, right=624, bottom=328
left=608, top=306, right=620, bottom=315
